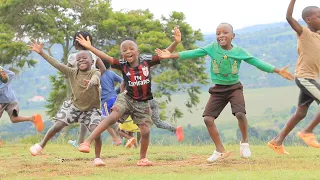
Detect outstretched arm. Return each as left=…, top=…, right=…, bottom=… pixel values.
left=166, top=27, right=181, bottom=53
left=96, top=58, right=106, bottom=75
left=286, top=0, right=303, bottom=36
left=273, top=65, right=295, bottom=81
left=28, top=41, right=70, bottom=75
left=76, top=35, right=115, bottom=64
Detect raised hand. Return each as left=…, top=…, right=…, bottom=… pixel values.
left=76, top=34, right=92, bottom=49
left=279, top=65, right=294, bottom=81
left=28, top=40, right=44, bottom=54
left=173, top=26, right=181, bottom=43
left=155, top=48, right=172, bottom=59
left=84, top=79, right=94, bottom=90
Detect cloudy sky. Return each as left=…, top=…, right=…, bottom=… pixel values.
left=111, top=0, right=319, bottom=33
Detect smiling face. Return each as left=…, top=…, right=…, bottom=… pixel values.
left=306, top=8, right=320, bottom=31
left=76, top=51, right=93, bottom=71
left=216, top=23, right=235, bottom=50
left=120, top=40, right=139, bottom=63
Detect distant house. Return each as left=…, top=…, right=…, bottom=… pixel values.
left=28, top=96, right=45, bottom=102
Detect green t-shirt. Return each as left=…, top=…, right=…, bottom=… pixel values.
left=179, top=42, right=275, bottom=85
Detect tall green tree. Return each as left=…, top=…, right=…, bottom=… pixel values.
left=93, top=10, right=209, bottom=122
left=0, top=0, right=209, bottom=123
left=0, top=0, right=113, bottom=117
left=0, top=23, right=36, bottom=71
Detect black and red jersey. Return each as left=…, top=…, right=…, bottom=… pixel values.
left=111, top=55, right=160, bottom=101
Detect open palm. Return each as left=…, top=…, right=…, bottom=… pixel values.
left=279, top=65, right=294, bottom=81
left=28, top=41, right=43, bottom=53
left=76, top=34, right=92, bottom=49
left=155, top=48, right=172, bottom=58
left=173, top=27, right=181, bottom=43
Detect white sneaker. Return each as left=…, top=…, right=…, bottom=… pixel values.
left=240, top=142, right=251, bottom=158
left=29, top=144, right=43, bottom=156
left=207, top=150, right=231, bottom=163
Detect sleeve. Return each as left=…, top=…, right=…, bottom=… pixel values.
left=0, top=68, right=15, bottom=89
left=298, top=27, right=310, bottom=40
left=110, top=58, right=122, bottom=70
left=178, top=48, right=209, bottom=60
left=42, top=53, right=72, bottom=76
left=112, top=71, right=123, bottom=83
left=241, top=48, right=275, bottom=73
left=141, top=55, right=160, bottom=67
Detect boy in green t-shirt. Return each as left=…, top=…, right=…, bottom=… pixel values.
left=155, top=23, right=294, bottom=163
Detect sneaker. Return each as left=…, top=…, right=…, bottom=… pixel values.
left=175, top=126, right=184, bottom=142
left=125, top=137, right=136, bottom=148
left=137, top=158, right=153, bottom=166
left=207, top=150, right=231, bottom=163
left=68, top=140, right=78, bottom=148
left=29, top=144, right=43, bottom=156
left=93, top=158, right=105, bottom=166
left=32, top=114, right=44, bottom=132
left=240, top=142, right=251, bottom=158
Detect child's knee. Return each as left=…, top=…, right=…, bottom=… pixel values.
left=88, top=124, right=98, bottom=132
left=295, top=110, right=307, bottom=120
left=204, top=116, right=214, bottom=125
left=235, top=112, right=246, bottom=121
left=52, top=121, right=66, bottom=132
left=139, top=124, right=150, bottom=136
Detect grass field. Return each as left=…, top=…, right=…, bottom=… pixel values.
left=0, top=85, right=309, bottom=139
left=0, top=144, right=320, bottom=179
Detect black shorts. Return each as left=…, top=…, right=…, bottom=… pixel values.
left=295, top=78, right=320, bottom=106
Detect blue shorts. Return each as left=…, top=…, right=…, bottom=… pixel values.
left=101, top=97, right=117, bottom=116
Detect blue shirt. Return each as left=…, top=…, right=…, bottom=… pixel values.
left=0, top=68, right=17, bottom=103
left=101, top=70, right=123, bottom=101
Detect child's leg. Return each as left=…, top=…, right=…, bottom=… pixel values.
left=106, top=127, right=121, bottom=143
left=204, top=116, right=225, bottom=152
left=149, top=99, right=176, bottom=132
left=203, top=90, right=228, bottom=153
left=84, top=112, right=120, bottom=144
left=138, top=124, right=150, bottom=159
left=271, top=105, right=308, bottom=145
left=229, top=87, right=248, bottom=143
left=78, top=123, right=88, bottom=144
left=6, top=102, right=44, bottom=132
left=39, top=121, right=67, bottom=148
left=118, top=130, right=133, bottom=140
left=88, top=124, right=102, bottom=159
left=301, top=112, right=320, bottom=133
left=235, top=112, right=248, bottom=143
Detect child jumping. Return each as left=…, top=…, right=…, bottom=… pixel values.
left=75, top=27, right=181, bottom=166
left=28, top=42, right=105, bottom=166
left=68, top=31, right=121, bottom=147
left=268, top=0, right=320, bottom=154
left=155, top=23, right=294, bottom=163
left=0, top=66, right=44, bottom=133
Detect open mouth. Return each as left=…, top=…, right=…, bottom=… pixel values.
left=218, top=38, right=226, bottom=44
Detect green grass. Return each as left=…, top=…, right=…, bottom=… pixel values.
left=0, top=144, right=319, bottom=179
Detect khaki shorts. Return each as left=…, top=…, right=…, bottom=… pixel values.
left=112, top=93, right=152, bottom=127
left=203, top=82, right=246, bottom=118
left=0, top=102, right=19, bottom=118
left=54, top=101, right=101, bottom=131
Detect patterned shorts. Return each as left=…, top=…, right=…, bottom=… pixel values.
left=54, top=101, right=101, bottom=131
left=112, top=93, right=152, bottom=127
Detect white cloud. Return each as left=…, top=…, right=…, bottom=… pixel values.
left=111, top=0, right=319, bottom=33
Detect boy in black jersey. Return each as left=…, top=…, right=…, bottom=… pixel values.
left=75, top=28, right=181, bottom=166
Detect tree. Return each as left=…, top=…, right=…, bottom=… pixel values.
left=0, top=1, right=209, bottom=122
left=0, top=23, right=36, bottom=71
left=93, top=9, right=209, bottom=122
left=0, top=0, right=113, bottom=117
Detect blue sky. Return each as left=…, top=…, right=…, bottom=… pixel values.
left=112, top=0, right=319, bottom=33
